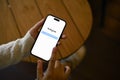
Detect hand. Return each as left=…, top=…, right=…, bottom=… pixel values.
left=37, top=47, right=71, bottom=80
left=29, top=19, right=66, bottom=40
left=29, top=19, right=44, bottom=39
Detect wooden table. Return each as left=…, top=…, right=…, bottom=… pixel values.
left=0, top=0, right=92, bottom=62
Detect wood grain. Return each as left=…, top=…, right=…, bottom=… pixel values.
left=0, top=0, right=92, bottom=62
left=9, top=0, right=42, bottom=36
left=8, top=0, right=43, bottom=62
left=62, top=0, right=92, bottom=40
left=0, top=0, right=20, bottom=44
left=36, top=0, right=92, bottom=58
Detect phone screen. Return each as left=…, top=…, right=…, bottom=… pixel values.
left=31, top=15, right=66, bottom=61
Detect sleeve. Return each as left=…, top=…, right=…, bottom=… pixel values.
left=0, top=31, right=34, bottom=69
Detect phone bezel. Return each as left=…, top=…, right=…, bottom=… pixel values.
left=30, top=14, right=66, bottom=61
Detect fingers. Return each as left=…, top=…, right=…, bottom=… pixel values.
left=61, top=34, right=66, bottom=39
left=37, top=60, right=44, bottom=80
left=57, top=34, right=66, bottom=45
left=33, top=19, right=45, bottom=31
left=65, top=66, right=71, bottom=77
left=29, top=19, right=45, bottom=39
left=47, top=47, right=58, bottom=70
left=55, top=60, right=62, bottom=69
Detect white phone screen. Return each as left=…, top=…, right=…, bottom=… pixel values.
left=31, top=15, right=66, bottom=61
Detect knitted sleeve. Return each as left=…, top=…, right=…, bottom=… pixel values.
left=0, top=31, right=34, bottom=69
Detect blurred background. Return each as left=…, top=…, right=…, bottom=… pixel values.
left=70, top=0, right=120, bottom=80
left=0, top=0, right=120, bottom=80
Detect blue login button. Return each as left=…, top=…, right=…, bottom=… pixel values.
left=41, top=31, right=58, bottom=40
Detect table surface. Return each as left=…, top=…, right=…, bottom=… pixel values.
left=0, top=0, right=92, bottom=62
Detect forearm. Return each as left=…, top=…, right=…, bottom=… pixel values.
left=0, top=31, right=34, bottom=69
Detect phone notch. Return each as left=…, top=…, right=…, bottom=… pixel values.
left=54, top=18, right=60, bottom=22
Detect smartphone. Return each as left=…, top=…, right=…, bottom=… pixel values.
left=31, top=15, right=66, bottom=61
